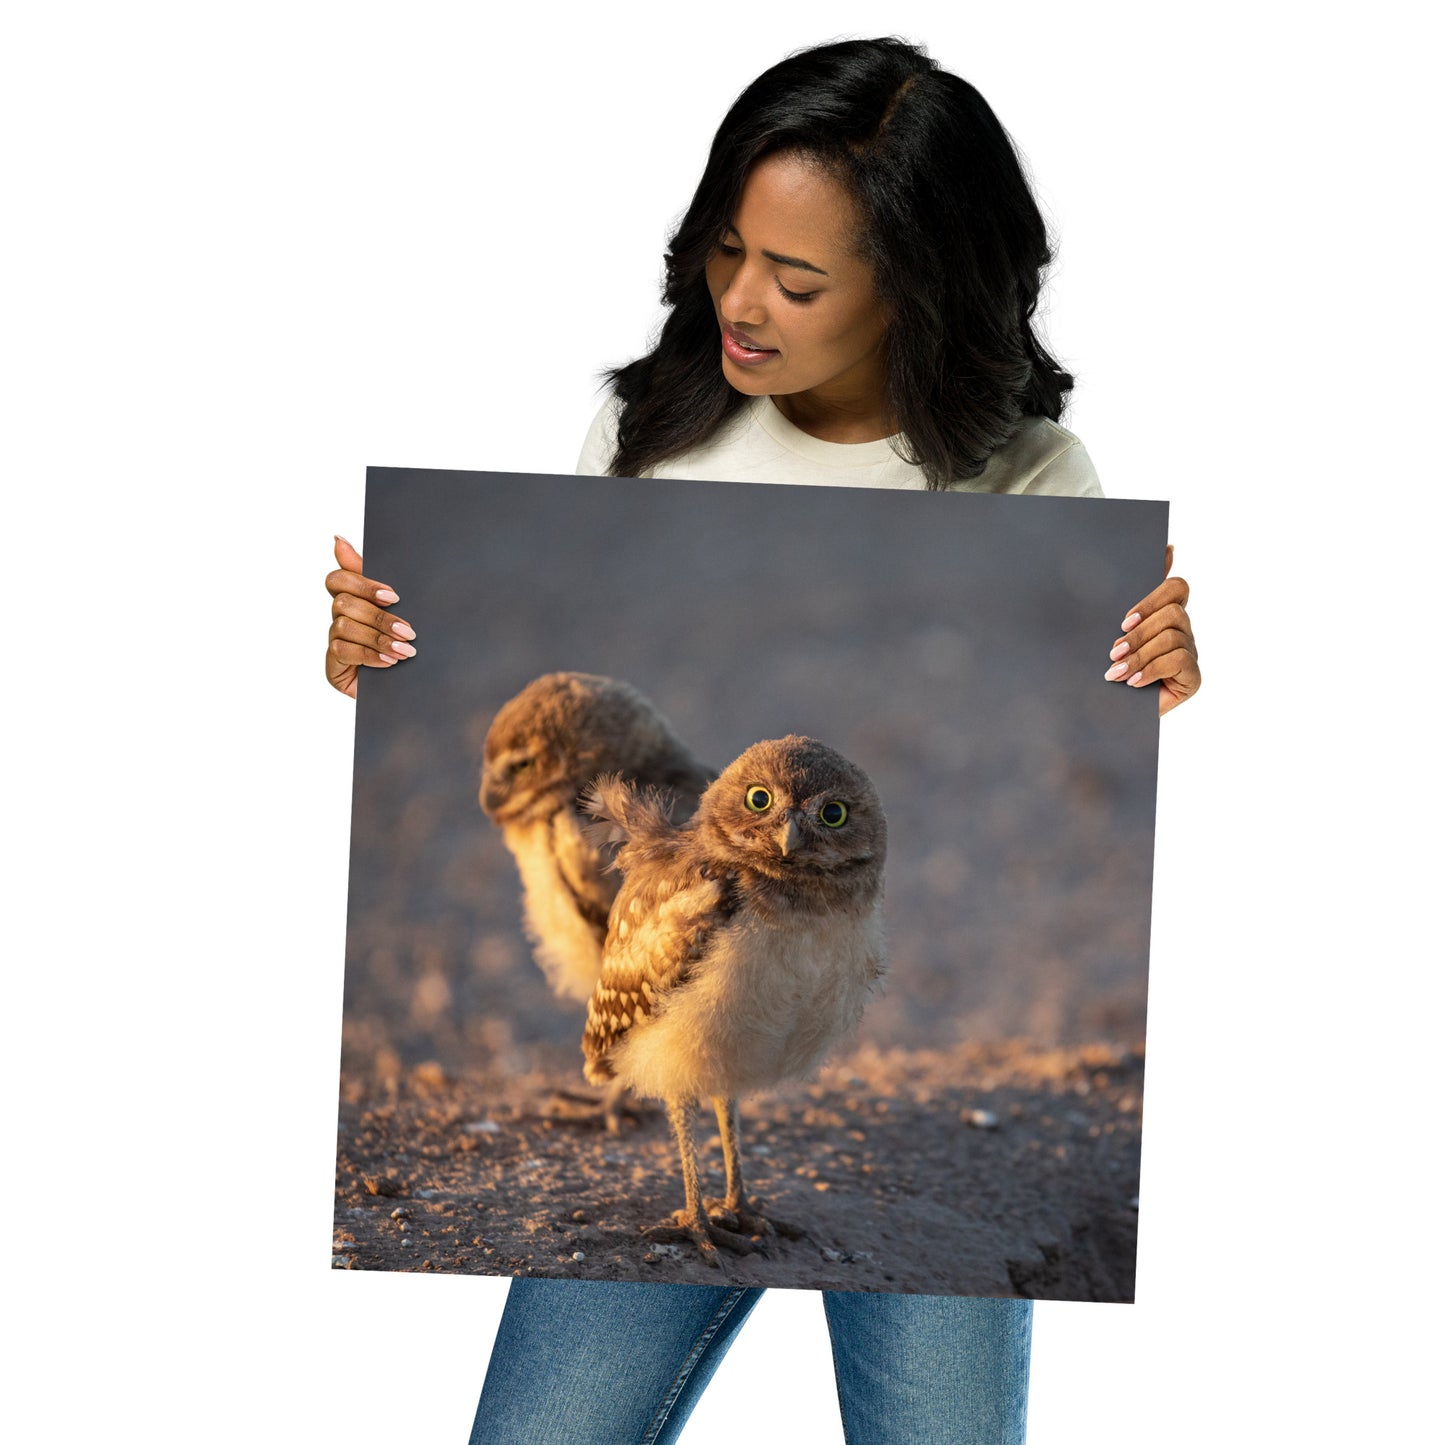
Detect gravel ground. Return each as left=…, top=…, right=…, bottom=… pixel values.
left=333, top=1038, right=1142, bottom=1300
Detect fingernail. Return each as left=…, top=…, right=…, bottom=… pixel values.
left=1109, top=640, right=1130, bottom=661
left=376, top=588, right=400, bottom=604
left=392, top=621, right=417, bottom=640
left=335, top=534, right=353, bottom=548
left=1121, top=612, right=1141, bottom=631
left=1126, top=671, right=1144, bottom=687
left=1105, top=662, right=1130, bottom=681
left=389, top=641, right=417, bottom=658
left=376, top=653, right=398, bottom=665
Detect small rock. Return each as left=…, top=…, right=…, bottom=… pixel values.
left=400, top=1237, right=414, bottom=1248
left=963, top=1108, right=999, bottom=1130
left=571, top=1251, right=586, bottom=1262
left=465, top=1120, right=501, bottom=1135
left=390, top=1207, right=412, bottom=1221
left=332, top=1241, right=358, bottom=1252
left=820, top=1247, right=842, bottom=1263
left=571, top=1210, right=589, bottom=1223
left=416, top=1188, right=438, bottom=1199
left=398, top=1222, right=409, bottom=1232
left=363, top=1175, right=404, bottom=1198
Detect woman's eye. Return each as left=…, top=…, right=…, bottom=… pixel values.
left=745, top=785, right=773, bottom=813
left=716, top=242, right=742, bottom=257
left=819, top=801, right=848, bottom=827
left=775, top=279, right=818, bottom=304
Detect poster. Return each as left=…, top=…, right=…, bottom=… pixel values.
left=333, top=467, right=1165, bottom=1301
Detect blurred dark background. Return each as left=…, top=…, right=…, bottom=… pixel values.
left=342, top=469, right=1165, bottom=1076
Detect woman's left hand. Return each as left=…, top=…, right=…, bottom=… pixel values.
left=1105, top=544, right=1201, bottom=716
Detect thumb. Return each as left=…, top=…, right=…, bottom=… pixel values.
left=1164, top=542, right=1175, bottom=579
left=334, top=534, right=364, bottom=572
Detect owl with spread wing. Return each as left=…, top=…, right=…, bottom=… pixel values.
left=581, top=735, right=887, bottom=1261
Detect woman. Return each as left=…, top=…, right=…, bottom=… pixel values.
left=326, top=37, right=1199, bottom=1443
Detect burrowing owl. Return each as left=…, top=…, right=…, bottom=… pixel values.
left=581, top=735, right=887, bottom=1261
left=480, top=672, right=713, bottom=1004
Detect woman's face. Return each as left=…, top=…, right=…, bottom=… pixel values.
left=704, top=152, right=891, bottom=419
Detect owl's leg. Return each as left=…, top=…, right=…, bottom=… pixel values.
left=704, top=1096, right=806, bottom=1245
left=710, top=1095, right=750, bottom=1214
left=644, top=1096, right=761, bottom=1261
left=703, top=1095, right=780, bottom=1243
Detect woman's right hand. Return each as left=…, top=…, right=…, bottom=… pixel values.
left=325, top=535, right=416, bottom=699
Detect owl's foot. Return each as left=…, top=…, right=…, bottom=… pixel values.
left=540, top=1088, right=650, bottom=1133
left=645, top=1208, right=764, bottom=1262
left=704, top=1196, right=805, bottom=1245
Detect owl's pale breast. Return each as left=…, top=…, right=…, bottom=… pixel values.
left=611, top=896, right=886, bottom=1101
left=504, top=814, right=615, bottom=1002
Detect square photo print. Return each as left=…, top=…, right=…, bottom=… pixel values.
left=333, top=467, right=1166, bottom=1301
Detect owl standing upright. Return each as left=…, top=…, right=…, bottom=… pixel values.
left=480, top=671, right=713, bottom=1003
left=581, top=735, right=888, bottom=1261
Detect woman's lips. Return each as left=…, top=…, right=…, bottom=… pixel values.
left=721, top=324, right=779, bottom=366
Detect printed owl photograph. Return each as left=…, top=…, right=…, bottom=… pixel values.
left=334, top=467, right=1166, bottom=1301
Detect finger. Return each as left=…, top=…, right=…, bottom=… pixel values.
left=1106, top=602, right=1193, bottom=664
left=331, top=590, right=417, bottom=642
left=1126, top=646, right=1201, bottom=693
left=1119, top=628, right=1194, bottom=676
left=1164, top=542, right=1174, bottom=578
left=325, top=566, right=401, bottom=607
left=1120, top=574, right=1190, bottom=631
left=334, top=534, right=364, bottom=573
left=331, top=614, right=416, bottom=660
left=328, top=636, right=401, bottom=670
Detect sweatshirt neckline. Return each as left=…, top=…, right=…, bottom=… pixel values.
left=750, top=396, right=903, bottom=467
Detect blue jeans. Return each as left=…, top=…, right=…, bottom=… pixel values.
left=470, top=1279, right=1032, bottom=1444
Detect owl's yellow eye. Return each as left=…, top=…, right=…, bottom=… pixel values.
left=819, top=801, right=848, bottom=828
left=745, top=785, right=773, bottom=813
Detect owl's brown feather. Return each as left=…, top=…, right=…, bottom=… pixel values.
left=580, top=776, right=738, bottom=1082
left=479, top=672, right=712, bottom=1002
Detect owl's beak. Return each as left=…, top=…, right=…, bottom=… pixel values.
left=777, top=811, right=806, bottom=856
left=480, top=767, right=507, bottom=816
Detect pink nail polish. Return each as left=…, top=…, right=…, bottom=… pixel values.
left=377, top=654, right=398, bottom=665
left=376, top=588, right=400, bottom=604
left=392, top=621, right=417, bottom=640
left=390, top=642, right=417, bottom=658
left=1126, top=671, right=1144, bottom=686
left=1109, top=641, right=1130, bottom=661
left=1105, top=662, right=1129, bottom=681
left=1121, top=612, right=1141, bottom=631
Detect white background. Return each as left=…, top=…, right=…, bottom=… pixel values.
left=7, top=2, right=1439, bottom=1440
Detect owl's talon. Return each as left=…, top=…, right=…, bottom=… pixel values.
left=646, top=1209, right=758, bottom=1259
left=704, top=1196, right=803, bottom=1244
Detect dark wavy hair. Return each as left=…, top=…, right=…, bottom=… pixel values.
left=606, top=37, right=1074, bottom=490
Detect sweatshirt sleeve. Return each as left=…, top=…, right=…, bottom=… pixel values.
left=575, top=393, right=624, bottom=477
left=1019, top=437, right=1105, bottom=498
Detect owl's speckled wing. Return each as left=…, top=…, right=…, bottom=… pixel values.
left=581, top=854, right=736, bottom=1084
left=550, top=808, right=616, bottom=941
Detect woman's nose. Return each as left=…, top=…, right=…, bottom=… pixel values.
left=719, top=264, right=768, bottom=327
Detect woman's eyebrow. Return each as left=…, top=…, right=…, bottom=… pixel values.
left=723, top=225, right=829, bottom=276
left=763, top=249, right=828, bottom=276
